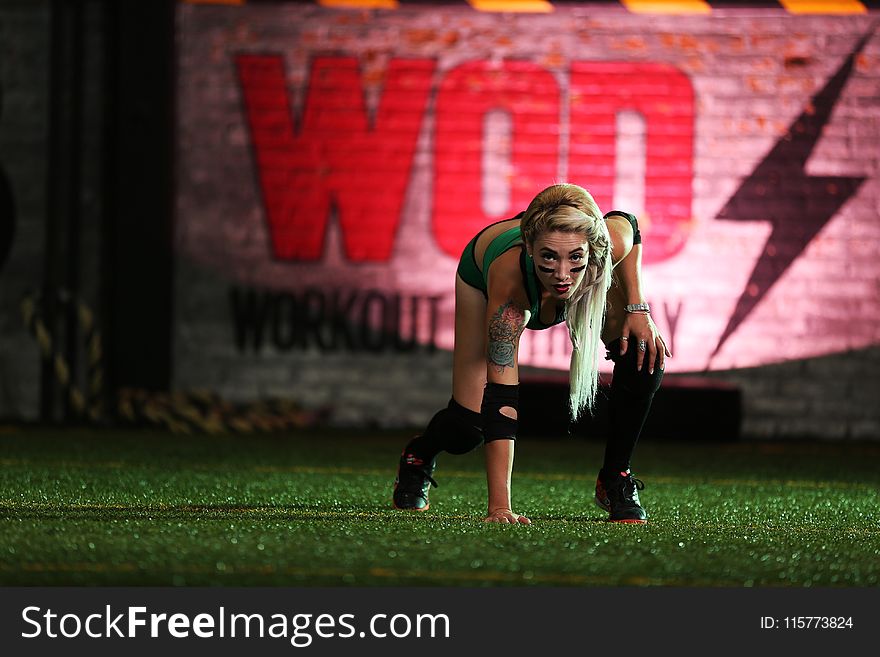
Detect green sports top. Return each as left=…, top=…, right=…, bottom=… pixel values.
left=456, top=217, right=566, bottom=331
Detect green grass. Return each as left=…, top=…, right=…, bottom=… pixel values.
left=1, top=427, right=878, bottom=586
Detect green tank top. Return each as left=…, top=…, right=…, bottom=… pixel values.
left=480, top=225, right=566, bottom=331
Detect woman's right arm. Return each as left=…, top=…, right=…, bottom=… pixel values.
left=482, top=254, right=531, bottom=524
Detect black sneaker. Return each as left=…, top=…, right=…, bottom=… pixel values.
left=595, top=470, right=647, bottom=524
left=392, top=452, right=437, bottom=511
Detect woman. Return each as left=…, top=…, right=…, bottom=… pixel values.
left=393, top=183, right=671, bottom=524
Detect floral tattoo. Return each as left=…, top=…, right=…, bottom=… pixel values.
left=488, top=301, right=525, bottom=373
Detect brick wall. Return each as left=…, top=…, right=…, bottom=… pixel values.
left=713, top=347, right=880, bottom=440
left=2, top=3, right=878, bottom=439
left=173, top=3, right=880, bottom=439
left=0, top=3, right=50, bottom=420
left=175, top=6, right=880, bottom=438
left=0, top=1, right=105, bottom=422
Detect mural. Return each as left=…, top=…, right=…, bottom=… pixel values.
left=712, top=29, right=871, bottom=359
left=175, top=5, right=880, bottom=389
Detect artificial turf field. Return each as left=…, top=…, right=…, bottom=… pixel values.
left=1, top=427, right=878, bottom=587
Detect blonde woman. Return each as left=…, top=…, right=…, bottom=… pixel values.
left=393, top=183, right=671, bottom=524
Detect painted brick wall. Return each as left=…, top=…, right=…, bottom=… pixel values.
left=174, top=4, right=880, bottom=439
left=1, top=3, right=878, bottom=439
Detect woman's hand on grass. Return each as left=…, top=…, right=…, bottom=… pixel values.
left=483, top=507, right=531, bottom=524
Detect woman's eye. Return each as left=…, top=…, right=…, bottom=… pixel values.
left=570, top=254, right=583, bottom=262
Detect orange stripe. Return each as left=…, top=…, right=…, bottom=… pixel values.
left=467, top=0, right=554, bottom=13
left=621, top=0, right=711, bottom=13
left=318, top=0, right=400, bottom=8
left=779, top=0, right=867, bottom=13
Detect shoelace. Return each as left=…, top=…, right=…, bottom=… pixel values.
left=619, top=475, right=644, bottom=502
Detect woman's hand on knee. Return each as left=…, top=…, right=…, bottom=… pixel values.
left=619, top=312, right=671, bottom=374
left=483, top=507, right=531, bottom=525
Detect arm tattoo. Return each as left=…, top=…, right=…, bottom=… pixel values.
left=487, top=301, right=525, bottom=373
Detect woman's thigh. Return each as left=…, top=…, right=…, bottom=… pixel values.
left=452, top=274, right=488, bottom=414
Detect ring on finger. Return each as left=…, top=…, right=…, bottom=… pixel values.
left=638, top=340, right=647, bottom=351
left=620, top=336, right=629, bottom=341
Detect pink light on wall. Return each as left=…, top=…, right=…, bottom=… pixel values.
left=178, top=7, right=880, bottom=376
left=569, top=61, right=695, bottom=263
left=432, top=60, right=560, bottom=257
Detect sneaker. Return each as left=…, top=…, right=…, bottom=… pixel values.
left=392, top=451, right=437, bottom=511
left=594, top=470, right=647, bottom=524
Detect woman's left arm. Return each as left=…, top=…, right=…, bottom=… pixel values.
left=605, top=212, right=672, bottom=374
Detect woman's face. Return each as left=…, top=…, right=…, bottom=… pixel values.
left=528, top=231, right=590, bottom=299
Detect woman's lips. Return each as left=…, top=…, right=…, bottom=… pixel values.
left=553, top=284, right=571, bottom=293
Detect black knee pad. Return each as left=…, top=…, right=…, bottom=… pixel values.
left=481, top=382, right=519, bottom=443
left=425, top=397, right=484, bottom=455
left=606, top=338, right=664, bottom=397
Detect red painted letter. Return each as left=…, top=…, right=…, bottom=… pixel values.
left=569, top=62, right=694, bottom=263
left=237, top=55, right=435, bottom=261
left=433, top=61, right=560, bottom=258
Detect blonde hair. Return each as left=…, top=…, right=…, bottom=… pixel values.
left=521, top=184, right=613, bottom=420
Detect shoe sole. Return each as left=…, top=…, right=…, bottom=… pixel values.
left=392, top=501, right=430, bottom=512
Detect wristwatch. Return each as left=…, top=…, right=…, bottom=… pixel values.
left=624, top=303, right=651, bottom=313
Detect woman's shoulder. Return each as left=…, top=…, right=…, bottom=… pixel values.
left=473, top=216, right=524, bottom=268
left=485, top=247, right=529, bottom=305
left=603, top=212, right=636, bottom=265
left=474, top=215, right=523, bottom=248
